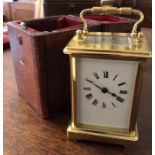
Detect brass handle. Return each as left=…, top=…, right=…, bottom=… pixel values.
left=79, top=6, right=144, bottom=38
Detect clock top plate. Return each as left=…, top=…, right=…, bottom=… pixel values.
left=64, top=32, right=151, bottom=59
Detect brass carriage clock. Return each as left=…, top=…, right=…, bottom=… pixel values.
left=64, top=6, right=151, bottom=144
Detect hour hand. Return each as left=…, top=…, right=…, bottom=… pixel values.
left=85, top=78, right=102, bottom=90
left=107, top=91, right=124, bottom=103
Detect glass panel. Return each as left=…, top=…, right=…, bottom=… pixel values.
left=85, top=35, right=134, bottom=46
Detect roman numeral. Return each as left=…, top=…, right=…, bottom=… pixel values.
left=83, top=87, right=91, bottom=91
left=113, top=74, right=118, bottom=81
left=85, top=94, right=93, bottom=100
left=93, top=72, right=99, bottom=79
left=120, top=90, right=127, bottom=94
left=102, top=102, right=106, bottom=108
left=118, top=82, right=126, bottom=86
left=103, top=71, right=109, bottom=78
left=111, top=102, right=116, bottom=108
left=92, top=99, right=98, bottom=105
left=117, top=96, right=124, bottom=103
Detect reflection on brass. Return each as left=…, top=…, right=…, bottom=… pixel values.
left=63, top=6, right=151, bottom=144
left=76, top=30, right=83, bottom=40
left=76, top=123, right=129, bottom=136
left=67, top=123, right=138, bottom=144
left=64, top=32, right=151, bottom=59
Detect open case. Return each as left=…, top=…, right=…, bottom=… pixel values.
left=8, top=14, right=138, bottom=119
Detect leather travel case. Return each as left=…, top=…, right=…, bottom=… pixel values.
left=8, top=15, right=101, bottom=118
left=8, top=15, right=138, bottom=118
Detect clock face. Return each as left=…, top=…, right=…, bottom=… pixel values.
left=83, top=70, right=128, bottom=110
left=76, top=57, right=139, bottom=130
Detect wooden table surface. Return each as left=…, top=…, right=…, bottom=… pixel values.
left=4, top=28, right=152, bottom=155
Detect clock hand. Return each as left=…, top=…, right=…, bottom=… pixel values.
left=97, top=85, right=123, bottom=101
left=85, top=78, right=124, bottom=102
left=85, top=78, right=102, bottom=90
left=85, top=78, right=112, bottom=94
left=106, top=90, right=116, bottom=97
left=105, top=89, right=116, bottom=97
left=106, top=90, right=124, bottom=103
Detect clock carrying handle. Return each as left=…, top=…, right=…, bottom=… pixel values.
left=78, top=6, right=144, bottom=38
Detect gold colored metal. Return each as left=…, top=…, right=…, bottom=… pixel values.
left=67, top=123, right=138, bottom=144
left=76, top=30, right=83, bottom=40
left=64, top=44, right=151, bottom=143
left=64, top=32, right=151, bottom=59
left=68, top=56, right=143, bottom=139
left=77, top=123, right=129, bottom=136
left=63, top=6, right=151, bottom=144
left=70, top=56, right=77, bottom=126
left=136, top=32, right=144, bottom=42
left=78, top=6, right=144, bottom=39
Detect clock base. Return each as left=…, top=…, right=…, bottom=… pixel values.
left=67, top=124, right=138, bottom=145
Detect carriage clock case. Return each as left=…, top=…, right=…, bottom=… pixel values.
left=64, top=6, right=151, bottom=144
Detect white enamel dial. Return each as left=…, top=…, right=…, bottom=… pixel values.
left=83, top=70, right=128, bottom=109
left=76, top=57, right=139, bottom=130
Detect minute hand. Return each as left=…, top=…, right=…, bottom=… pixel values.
left=85, top=78, right=102, bottom=90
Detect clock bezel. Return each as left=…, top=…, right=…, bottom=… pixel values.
left=70, top=54, right=145, bottom=135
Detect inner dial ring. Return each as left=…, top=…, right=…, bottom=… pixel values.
left=83, top=70, right=128, bottom=110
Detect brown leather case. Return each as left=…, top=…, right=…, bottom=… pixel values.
left=7, top=15, right=101, bottom=118
left=8, top=15, right=138, bottom=119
